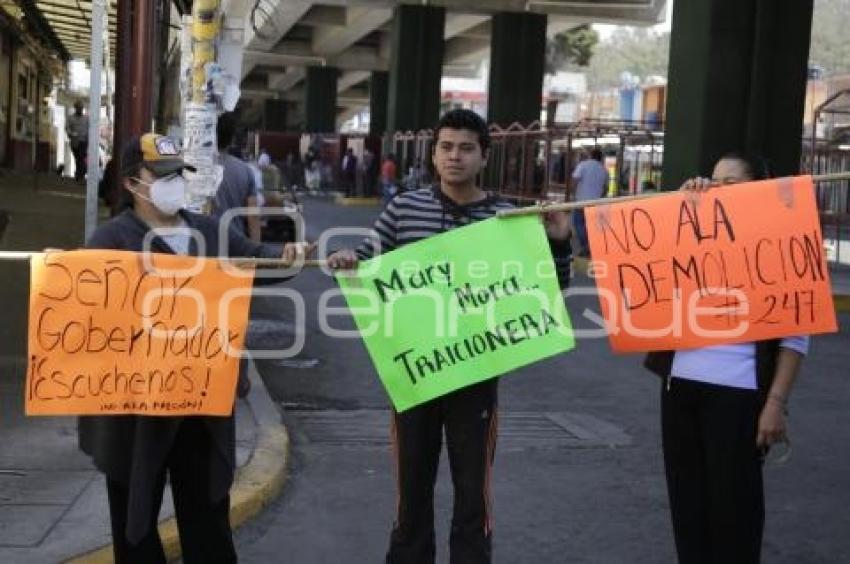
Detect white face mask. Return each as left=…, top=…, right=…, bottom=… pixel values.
left=132, top=175, right=186, bottom=215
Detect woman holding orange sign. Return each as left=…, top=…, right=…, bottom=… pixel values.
left=644, top=153, right=809, bottom=564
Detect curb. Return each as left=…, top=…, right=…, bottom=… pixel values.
left=335, top=196, right=381, bottom=206
left=65, top=361, right=288, bottom=564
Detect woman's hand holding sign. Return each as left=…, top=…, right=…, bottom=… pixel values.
left=680, top=177, right=718, bottom=192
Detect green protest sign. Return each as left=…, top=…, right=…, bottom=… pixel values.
left=336, top=215, right=575, bottom=412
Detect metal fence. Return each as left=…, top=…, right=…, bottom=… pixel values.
left=803, top=143, right=850, bottom=266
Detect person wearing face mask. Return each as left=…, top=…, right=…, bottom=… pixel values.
left=644, top=153, right=809, bottom=564
left=78, top=133, right=311, bottom=564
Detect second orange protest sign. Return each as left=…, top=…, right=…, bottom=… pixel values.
left=26, top=250, right=255, bottom=416
left=586, top=176, right=838, bottom=352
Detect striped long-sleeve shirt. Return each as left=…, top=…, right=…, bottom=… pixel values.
left=356, top=186, right=515, bottom=259
left=355, top=185, right=572, bottom=287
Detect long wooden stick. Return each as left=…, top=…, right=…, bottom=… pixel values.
left=497, top=171, right=850, bottom=218
left=226, top=257, right=328, bottom=269
left=0, top=251, right=328, bottom=269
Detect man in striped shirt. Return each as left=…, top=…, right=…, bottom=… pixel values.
left=329, top=109, right=567, bottom=564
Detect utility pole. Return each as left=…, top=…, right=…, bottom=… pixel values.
left=84, top=0, right=106, bottom=241
left=182, top=0, right=222, bottom=213
left=111, top=0, right=156, bottom=216
left=181, top=0, right=245, bottom=212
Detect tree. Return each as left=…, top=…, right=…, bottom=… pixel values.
left=545, top=25, right=599, bottom=74
left=809, top=0, right=850, bottom=76
left=552, top=0, right=850, bottom=89
left=578, top=27, right=670, bottom=90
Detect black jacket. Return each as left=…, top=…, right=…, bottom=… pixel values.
left=644, top=339, right=782, bottom=407
left=78, top=209, right=282, bottom=543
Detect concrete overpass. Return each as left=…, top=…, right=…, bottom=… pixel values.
left=15, top=0, right=818, bottom=215
left=18, top=0, right=665, bottom=133
left=222, top=0, right=667, bottom=131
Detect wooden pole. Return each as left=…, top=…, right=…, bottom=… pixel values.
left=497, top=171, right=850, bottom=218
left=0, top=251, right=328, bottom=269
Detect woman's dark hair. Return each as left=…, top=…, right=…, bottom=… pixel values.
left=433, top=109, right=491, bottom=154
left=718, top=152, right=772, bottom=180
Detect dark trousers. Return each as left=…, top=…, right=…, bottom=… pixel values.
left=71, top=140, right=87, bottom=181
left=106, top=419, right=236, bottom=564
left=344, top=171, right=356, bottom=195
left=572, top=209, right=589, bottom=255
left=661, top=377, right=764, bottom=564
left=387, top=380, right=498, bottom=564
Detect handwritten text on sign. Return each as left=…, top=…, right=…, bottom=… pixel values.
left=336, top=216, right=574, bottom=412
left=586, top=176, right=837, bottom=352
left=26, top=251, right=255, bottom=416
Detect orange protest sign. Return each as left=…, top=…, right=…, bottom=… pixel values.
left=26, top=250, right=255, bottom=416
left=586, top=176, right=838, bottom=352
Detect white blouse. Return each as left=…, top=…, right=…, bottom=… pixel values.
left=671, top=337, right=810, bottom=390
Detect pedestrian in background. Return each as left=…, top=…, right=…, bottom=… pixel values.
left=361, top=147, right=376, bottom=196
left=66, top=100, right=89, bottom=182
left=342, top=147, right=357, bottom=196
left=257, top=147, right=271, bottom=168
left=380, top=153, right=398, bottom=205
left=211, top=112, right=262, bottom=242
left=571, top=147, right=608, bottom=257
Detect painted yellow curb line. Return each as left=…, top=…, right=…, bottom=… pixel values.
left=335, top=196, right=381, bottom=206
left=65, top=425, right=290, bottom=564
left=835, top=294, right=850, bottom=313
left=230, top=424, right=290, bottom=527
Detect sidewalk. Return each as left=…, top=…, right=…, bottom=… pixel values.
left=0, top=172, right=288, bottom=563
left=0, top=356, right=286, bottom=564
